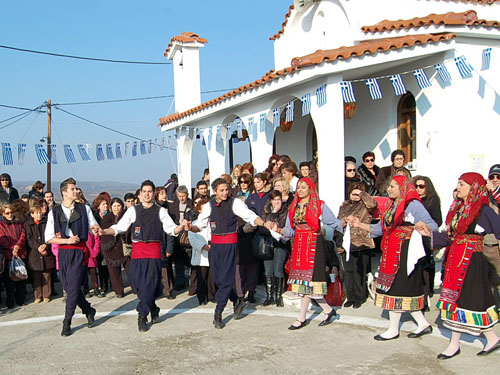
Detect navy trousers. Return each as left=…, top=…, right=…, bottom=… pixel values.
left=59, top=248, right=92, bottom=321
left=208, top=243, right=238, bottom=313
left=129, top=258, right=162, bottom=317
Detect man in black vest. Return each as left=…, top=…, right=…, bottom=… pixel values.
left=45, top=178, right=100, bottom=337
left=100, top=180, right=186, bottom=332
left=189, top=178, right=264, bottom=329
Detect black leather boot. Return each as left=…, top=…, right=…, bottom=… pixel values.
left=262, top=277, right=274, bottom=306
left=86, top=307, right=96, bottom=328
left=151, top=305, right=160, bottom=324
left=213, top=310, right=225, bottom=329
left=275, top=278, right=284, bottom=307
left=138, top=315, right=149, bottom=332
left=61, top=319, right=72, bottom=337
left=247, top=291, right=256, bottom=304
left=233, top=297, right=247, bottom=320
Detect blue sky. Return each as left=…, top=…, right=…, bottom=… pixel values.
left=0, top=0, right=290, bottom=186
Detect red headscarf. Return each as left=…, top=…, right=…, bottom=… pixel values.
left=288, top=177, right=323, bottom=232
left=381, top=175, right=421, bottom=231
left=445, top=172, right=489, bottom=236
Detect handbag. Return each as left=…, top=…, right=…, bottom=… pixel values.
left=325, top=278, right=343, bottom=307
left=9, top=257, right=28, bottom=281
left=252, top=234, right=274, bottom=261
left=179, top=230, right=191, bottom=247
left=122, top=243, right=132, bottom=257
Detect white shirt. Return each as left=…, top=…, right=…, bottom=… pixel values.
left=289, top=176, right=299, bottom=193
left=45, top=203, right=97, bottom=242
left=110, top=204, right=179, bottom=237
left=194, top=198, right=259, bottom=231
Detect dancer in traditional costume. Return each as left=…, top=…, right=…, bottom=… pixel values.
left=349, top=175, right=437, bottom=340
left=284, top=178, right=343, bottom=330
left=417, top=172, right=500, bottom=359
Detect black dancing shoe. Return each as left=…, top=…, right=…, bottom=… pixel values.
left=86, top=307, right=96, bottom=328
left=213, top=311, right=225, bottom=329
left=477, top=339, right=500, bottom=356
left=288, top=320, right=307, bottom=330
left=407, top=325, right=432, bottom=338
left=151, top=306, right=160, bottom=324
left=138, top=315, right=149, bottom=332
left=318, top=309, right=337, bottom=326
left=343, top=300, right=355, bottom=308
left=374, top=333, right=399, bottom=341
left=233, top=297, right=247, bottom=320
left=61, top=319, right=72, bottom=337
left=437, top=348, right=461, bottom=360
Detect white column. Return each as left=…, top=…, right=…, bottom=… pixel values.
left=176, top=130, right=194, bottom=195
left=310, top=75, right=344, bottom=212
left=248, top=116, right=273, bottom=173
left=204, top=126, right=227, bottom=189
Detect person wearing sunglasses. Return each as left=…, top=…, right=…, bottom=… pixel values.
left=344, top=161, right=360, bottom=200
left=235, top=174, right=253, bottom=200
left=484, top=164, right=500, bottom=310
left=358, top=151, right=380, bottom=196
left=412, top=175, right=442, bottom=312
left=0, top=173, right=19, bottom=204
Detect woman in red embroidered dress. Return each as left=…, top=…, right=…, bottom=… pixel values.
left=283, top=178, right=343, bottom=330
left=417, top=172, right=500, bottom=359
left=349, top=175, right=437, bottom=341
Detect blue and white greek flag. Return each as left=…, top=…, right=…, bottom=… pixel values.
left=50, top=144, right=57, bottom=164
left=17, top=143, right=26, bottom=165
left=237, top=119, right=243, bottom=138
left=248, top=117, right=257, bottom=141
left=124, top=142, right=130, bottom=157
left=434, top=63, right=452, bottom=83
left=63, top=145, right=76, bottom=163
left=365, top=78, right=383, bottom=100
left=96, top=144, right=105, bottom=161
left=1, top=143, right=13, bottom=165
left=224, top=124, right=231, bottom=141
left=340, top=82, right=356, bottom=103
left=413, top=69, right=432, bottom=89
left=35, top=144, right=50, bottom=164
left=273, top=108, right=280, bottom=128
left=285, top=102, right=294, bottom=122
left=216, top=125, right=222, bottom=140
left=132, top=142, right=138, bottom=157
left=115, top=143, right=122, bottom=158
left=301, top=93, right=311, bottom=115
left=482, top=48, right=492, bottom=71
left=147, top=140, right=152, bottom=154
left=77, top=144, right=91, bottom=161
left=140, top=141, right=147, bottom=155
left=389, top=74, right=407, bottom=96
left=316, top=84, right=327, bottom=106
left=454, top=55, right=473, bottom=78
left=259, top=113, right=266, bottom=132
left=106, top=143, right=114, bottom=159
left=160, top=137, right=165, bottom=151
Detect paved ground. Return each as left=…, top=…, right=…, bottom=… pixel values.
left=0, top=283, right=499, bottom=375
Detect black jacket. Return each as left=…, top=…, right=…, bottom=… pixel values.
left=25, top=217, right=56, bottom=272
left=0, top=186, right=19, bottom=204
left=357, top=164, right=380, bottom=196
left=167, top=199, right=193, bottom=225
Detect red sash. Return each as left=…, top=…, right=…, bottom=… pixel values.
left=376, top=226, right=414, bottom=292
left=211, top=233, right=238, bottom=244
left=288, top=224, right=318, bottom=282
left=60, top=242, right=89, bottom=265
left=132, top=242, right=161, bottom=259
left=437, top=234, right=483, bottom=313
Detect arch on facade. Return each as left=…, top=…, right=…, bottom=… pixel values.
left=191, top=129, right=209, bottom=195
left=397, top=92, right=416, bottom=164
left=221, top=115, right=252, bottom=173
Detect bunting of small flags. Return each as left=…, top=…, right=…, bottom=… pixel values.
left=413, top=69, right=432, bottom=89
left=77, top=144, right=91, bottom=161
left=340, top=81, right=356, bottom=102
left=481, top=48, right=492, bottom=71
left=301, top=93, right=311, bottom=115
left=35, top=144, right=50, bottom=164
left=64, top=145, right=76, bottom=163
left=366, top=78, right=383, bottom=100
left=454, top=55, right=474, bottom=79
left=147, top=140, right=152, bottom=154
left=125, top=142, right=130, bottom=157
left=50, top=144, right=57, bottom=165
left=2, top=143, right=13, bottom=166
left=316, top=84, right=327, bottom=107
left=285, top=102, right=294, bottom=122
left=273, top=108, right=280, bottom=128
left=132, top=141, right=138, bottom=157
left=115, top=143, right=122, bottom=158
left=106, top=143, right=114, bottom=159
left=236, top=119, right=243, bottom=138
left=248, top=117, right=257, bottom=141
left=259, top=113, right=266, bottom=132
left=160, top=137, right=165, bottom=151
left=140, top=141, right=147, bottom=155
left=434, top=63, right=452, bottom=83
left=390, top=74, right=407, bottom=96
left=17, top=143, right=26, bottom=165
left=96, top=144, right=105, bottom=161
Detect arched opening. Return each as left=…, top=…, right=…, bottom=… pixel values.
left=222, top=116, right=252, bottom=172
left=397, top=93, right=416, bottom=164
left=191, top=131, right=209, bottom=196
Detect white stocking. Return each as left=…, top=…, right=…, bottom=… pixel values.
left=380, top=310, right=401, bottom=338
left=410, top=310, right=430, bottom=333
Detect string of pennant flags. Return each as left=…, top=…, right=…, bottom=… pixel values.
left=170, top=47, right=494, bottom=151
left=0, top=137, right=170, bottom=166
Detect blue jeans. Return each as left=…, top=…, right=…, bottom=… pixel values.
left=263, top=246, right=287, bottom=278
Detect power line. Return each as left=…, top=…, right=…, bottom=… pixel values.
left=0, top=44, right=171, bottom=65
left=0, top=103, right=38, bottom=111
left=54, top=106, right=176, bottom=151
left=0, top=110, right=35, bottom=130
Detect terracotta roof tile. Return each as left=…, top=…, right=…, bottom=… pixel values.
left=159, top=33, right=456, bottom=126
left=164, top=32, right=208, bottom=57
left=290, top=33, right=456, bottom=70
left=362, top=10, right=500, bottom=33
left=269, top=5, right=294, bottom=40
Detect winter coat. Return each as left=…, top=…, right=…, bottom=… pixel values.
left=337, top=192, right=377, bottom=249
left=0, top=218, right=26, bottom=260
left=25, top=217, right=56, bottom=271
left=246, top=191, right=270, bottom=216
left=375, top=165, right=412, bottom=196
left=86, top=232, right=100, bottom=268
left=357, top=164, right=380, bottom=196
left=100, top=211, right=127, bottom=266
left=0, top=186, right=19, bottom=204
left=188, top=219, right=210, bottom=267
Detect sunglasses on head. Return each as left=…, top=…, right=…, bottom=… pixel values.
left=346, top=169, right=355, bottom=172
left=364, top=158, right=374, bottom=162
left=415, top=184, right=426, bottom=189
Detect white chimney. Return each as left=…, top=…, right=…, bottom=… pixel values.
left=165, top=32, right=207, bottom=114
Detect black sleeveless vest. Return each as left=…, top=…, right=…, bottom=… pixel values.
left=52, top=202, right=89, bottom=242
left=132, top=204, right=163, bottom=242
left=209, top=197, right=238, bottom=235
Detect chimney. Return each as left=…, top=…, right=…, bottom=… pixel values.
left=165, top=32, right=207, bottom=114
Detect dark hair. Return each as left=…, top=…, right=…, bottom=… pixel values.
left=124, top=192, right=135, bottom=201
left=279, top=155, right=291, bottom=163
left=154, top=186, right=167, bottom=200
left=391, top=149, right=405, bottom=162
left=92, top=196, right=108, bottom=211
left=241, top=162, right=255, bottom=176
left=211, top=178, right=228, bottom=191
left=32, top=180, right=45, bottom=190
left=140, top=180, right=155, bottom=191
left=362, top=151, right=375, bottom=161
left=254, top=172, right=268, bottom=183
left=44, top=190, right=53, bottom=197
left=21, top=194, right=29, bottom=199
left=221, top=174, right=232, bottom=185
left=194, top=197, right=209, bottom=212
left=281, top=161, right=298, bottom=175
left=203, top=168, right=210, bottom=176
left=345, top=156, right=357, bottom=164
left=109, top=197, right=124, bottom=209
left=0, top=173, right=13, bottom=188
left=97, top=191, right=111, bottom=204
left=299, top=162, right=310, bottom=169
left=348, top=182, right=367, bottom=195
left=196, top=180, right=208, bottom=189
left=237, top=173, right=254, bottom=193
left=60, top=177, right=76, bottom=195
left=412, top=175, right=440, bottom=204
left=268, top=190, right=282, bottom=201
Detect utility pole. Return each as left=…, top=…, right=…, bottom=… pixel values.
left=47, top=99, right=52, bottom=192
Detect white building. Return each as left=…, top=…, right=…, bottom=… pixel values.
left=159, top=0, right=500, bottom=212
